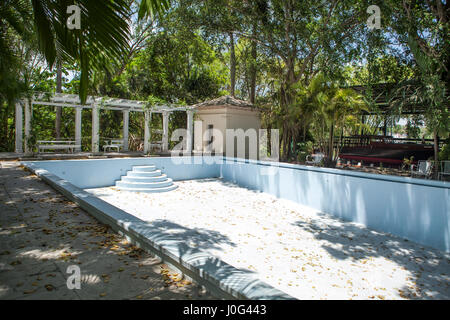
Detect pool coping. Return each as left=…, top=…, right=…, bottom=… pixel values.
left=20, top=156, right=450, bottom=189
left=221, top=157, right=450, bottom=189
left=22, top=162, right=295, bottom=300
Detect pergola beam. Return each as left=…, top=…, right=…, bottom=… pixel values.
left=31, top=101, right=145, bottom=112
left=32, top=93, right=194, bottom=113
left=23, top=93, right=197, bottom=154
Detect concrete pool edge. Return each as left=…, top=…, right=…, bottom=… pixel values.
left=222, top=157, right=450, bottom=189
left=22, top=162, right=295, bottom=300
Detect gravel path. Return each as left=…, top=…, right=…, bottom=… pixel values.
left=86, top=178, right=450, bottom=300
left=0, top=162, right=214, bottom=300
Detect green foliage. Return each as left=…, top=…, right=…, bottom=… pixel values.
left=145, top=95, right=167, bottom=110
left=0, top=0, right=447, bottom=162
left=121, top=28, right=227, bottom=104
left=402, top=156, right=415, bottom=171
left=439, top=142, right=450, bottom=161
left=353, top=55, right=415, bottom=85
left=2, top=0, right=171, bottom=104
left=405, top=116, right=424, bottom=139
left=290, top=73, right=367, bottom=164
left=296, top=141, right=314, bottom=162
left=138, top=0, right=171, bottom=20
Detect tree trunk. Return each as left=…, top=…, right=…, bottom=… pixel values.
left=328, top=124, right=335, bottom=166
left=249, top=26, right=257, bottom=104
left=433, top=130, right=439, bottom=179
left=281, top=97, right=294, bottom=160
left=1, top=100, right=8, bottom=150
left=281, top=123, right=290, bottom=161
left=292, top=131, right=297, bottom=160
left=55, top=61, right=62, bottom=139
left=229, top=32, right=236, bottom=97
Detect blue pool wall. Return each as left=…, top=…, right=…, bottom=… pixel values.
left=23, top=156, right=450, bottom=252
left=221, top=157, right=450, bottom=252
left=25, top=157, right=221, bottom=188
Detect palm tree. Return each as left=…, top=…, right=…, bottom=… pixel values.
left=298, top=73, right=366, bottom=166
left=1, top=0, right=171, bottom=104
left=320, top=87, right=366, bottom=166
left=0, top=1, right=32, bottom=105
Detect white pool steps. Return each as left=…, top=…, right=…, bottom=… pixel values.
left=115, top=165, right=177, bottom=193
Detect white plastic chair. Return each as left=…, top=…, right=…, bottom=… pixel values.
left=439, top=161, right=450, bottom=181
left=411, top=160, right=433, bottom=179
left=305, top=153, right=324, bottom=166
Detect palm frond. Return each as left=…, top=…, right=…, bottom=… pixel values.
left=138, top=0, right=171, bottom=20
left=28, top=0, right=133, bottom=103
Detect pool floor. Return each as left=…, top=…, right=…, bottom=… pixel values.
left=86, top=178, right=450, bottom=300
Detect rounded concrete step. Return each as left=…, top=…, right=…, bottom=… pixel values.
left=128, top=170, right=162, bottom=177
left=132, top=165, right=156, bottom=172
left=116, top=164, right=176, bottom=193
left=116, top=178, right=173, bottom=189
left=121, top=174, right=168, bottom=183
left=117, top=184, right=178, bottom=193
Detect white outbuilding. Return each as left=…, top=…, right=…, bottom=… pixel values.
left=190, top=96, right=261, bottom=159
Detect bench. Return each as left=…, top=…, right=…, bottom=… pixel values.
left=103, top=139, right=124, bottom=152
left=37, top=140, right=80, bottom=153
left=150, top=142, right=163, bottom=153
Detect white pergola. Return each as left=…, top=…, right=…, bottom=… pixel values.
left=15, top=93, right=195, bottom=154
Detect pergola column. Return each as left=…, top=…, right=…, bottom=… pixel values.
left=92, top=104, right=100, bottom=153
left=122, top=110, right=129, bottom=151
left=15, top=101, right=23, bottom=153
left=193, top=120, right=203, bottom=153
left=75, top=107, right=82, bottom=152
left=24, top=100, right=31, bottom=153
left=144, top=110, right=151, bottom=154
left=186, top=110, right=194, bottom=153
left=162, top=111, right=169, bottom=153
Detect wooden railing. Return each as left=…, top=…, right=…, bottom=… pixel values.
left=334, top=136, right=444, bottom=149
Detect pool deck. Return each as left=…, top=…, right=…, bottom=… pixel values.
left=86, top=179, right=450, bottom=300
left=0, top=162, right=214, bottom=300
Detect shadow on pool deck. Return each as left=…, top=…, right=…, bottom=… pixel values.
left=104, top=217, right=293, bottom=299
left=292, top=213, right=450, bottom=299
left=132, top=219, right=236, bottom=255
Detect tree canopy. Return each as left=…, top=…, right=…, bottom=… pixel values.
left=0, top=0, right=448, bottom=165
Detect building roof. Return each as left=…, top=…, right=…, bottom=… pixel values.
left=190, top=96, right=257, bottom=111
